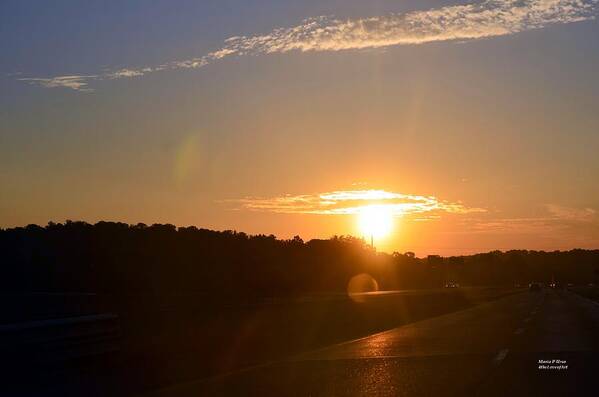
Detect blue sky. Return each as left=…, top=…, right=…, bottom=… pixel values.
left=2, top=1, right=599, bottom=254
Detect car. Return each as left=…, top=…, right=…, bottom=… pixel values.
left=444, top=281, right=460, bottom=288
left=529, top=282, right=541, bottom=292
left=550, top=282, right=564, bottom=289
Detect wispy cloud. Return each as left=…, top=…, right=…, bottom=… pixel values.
left=545, top=203, right=597, bottom=223
left=18, top=75, right=97, bottom=92
left=227, top=189, right=485, bottom=218
left=106, top=68, right=153, bottom=79
left=18, top=0, right=598, bottom=91
left=461, top=203, right=598, bottom=234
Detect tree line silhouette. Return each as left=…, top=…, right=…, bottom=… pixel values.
left=1, top=221, right=598, bottom=297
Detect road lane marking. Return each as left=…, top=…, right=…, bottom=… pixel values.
left=494, top=349, right=509, bottom=365
left=514, top=328, right=524, bottom=334
left=568, top=291, right=599, bottom=308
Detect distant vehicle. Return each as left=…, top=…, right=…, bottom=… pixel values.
left=444, top=281, right=460, bottom=288
left=514, top=283, right=521, bottom=288
left=549, top=282, right=563, bottom=289
left=567, top=283, right=574, bottom=288
left=529, top=282, right=541, bottom=292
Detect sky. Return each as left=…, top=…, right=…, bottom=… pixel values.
left=2, top=0, right=599, bottom=255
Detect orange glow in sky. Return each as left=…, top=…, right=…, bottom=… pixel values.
left=3, top=1, right=599, bottom=256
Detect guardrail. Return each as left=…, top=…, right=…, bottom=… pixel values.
left=0, top=313, right=121, bottom=363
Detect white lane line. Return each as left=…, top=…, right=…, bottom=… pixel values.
left=569, top=291, right=599, bottom=308
left=514, top=328, right=524, bottom=334
left=494, top=349, right=509, bottom=365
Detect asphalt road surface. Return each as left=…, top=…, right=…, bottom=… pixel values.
left=149, top=289, right=599, bottom=396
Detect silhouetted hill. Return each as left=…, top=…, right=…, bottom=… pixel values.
left=1, top=221, right=598, bottom=296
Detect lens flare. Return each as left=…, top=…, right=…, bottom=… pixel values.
left=347, top=273, right=379, bottom=303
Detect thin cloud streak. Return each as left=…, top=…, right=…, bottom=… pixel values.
left=459, top=204, right=599, bottom=234
left=18, top=0, right=598, bottom=91
left=545, top=203, right=597, bottom=223
left=229, top=189, right=486, bottom=217
left=18, top=75, right=97, bottom=92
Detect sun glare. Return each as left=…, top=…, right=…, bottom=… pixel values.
left=357, top=205, right=394, bottom=241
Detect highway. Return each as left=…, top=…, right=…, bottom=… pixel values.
left=150, top=289, right=599, bottom=396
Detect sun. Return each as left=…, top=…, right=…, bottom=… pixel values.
left=357, top=205, right=394, bottom=241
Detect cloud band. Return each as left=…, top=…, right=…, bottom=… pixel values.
left=18, top=0, right=598, bottom=91
left=227, top=189, right=486, bottom=218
